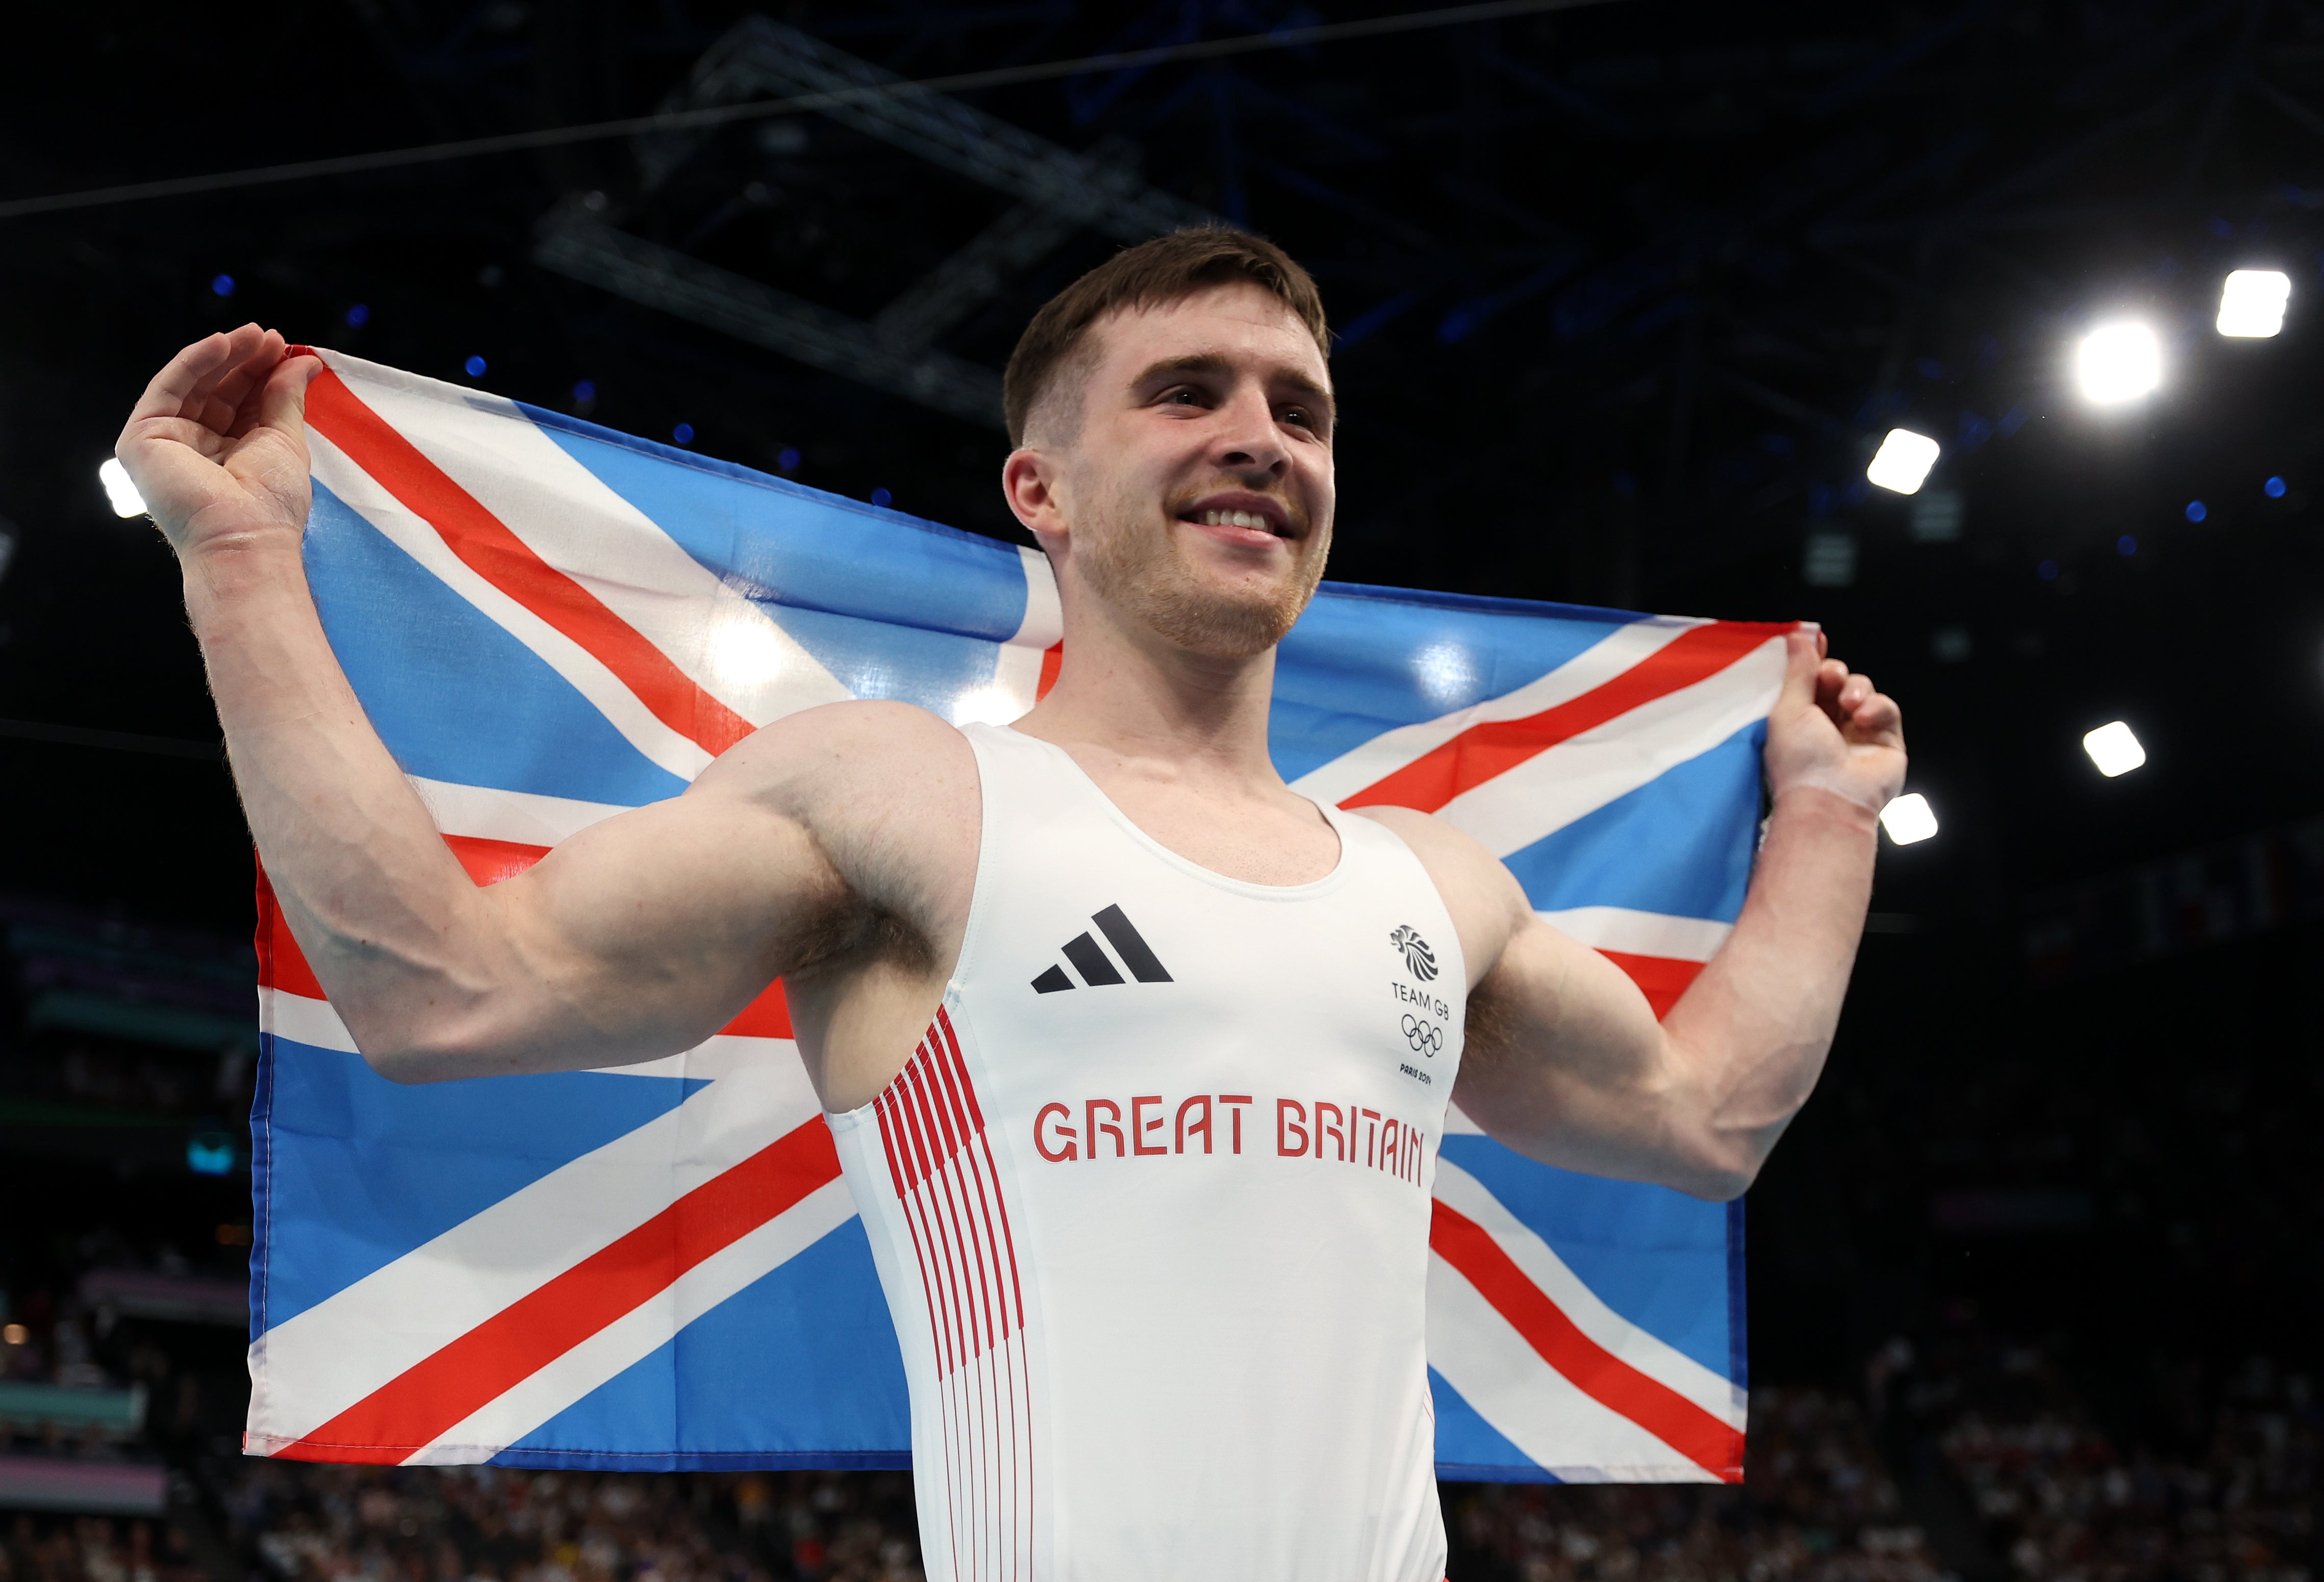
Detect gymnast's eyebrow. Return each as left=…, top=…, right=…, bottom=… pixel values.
left=1130, top=352, right=1336, bottom=425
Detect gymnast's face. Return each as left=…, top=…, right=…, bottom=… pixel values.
left=1011, top=281, right=1336, bottom=660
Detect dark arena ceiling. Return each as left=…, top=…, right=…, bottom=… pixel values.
left=3, top=1, right=2321, bottom=1356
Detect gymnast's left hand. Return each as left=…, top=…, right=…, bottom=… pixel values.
left=114, top=323, right=323, bottom=563
left=1760, top=626, right=1907, bottom=815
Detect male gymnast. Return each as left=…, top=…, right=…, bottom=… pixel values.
left=117, top=227, right=1904, bottom=1581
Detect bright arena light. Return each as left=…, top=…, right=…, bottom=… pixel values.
left=950, top=685, right=1025, bottom=726
left=2075, top=322, right=2162, bottom=403
left=97, top=457, right=147, bottom=518
left=1866, top=428, right=1940, bottom=495
left=700, top=611, right=796, bottom=694
left=2216, top=269, right=2290, bottom=338
left=1879, top=793, right=1939, bottom=846
left=2082, top=720, right=2146, bottom=777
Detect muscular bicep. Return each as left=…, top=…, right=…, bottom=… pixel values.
left=397, top=701, right=971, bottom=1080
left=1452, top=912, right=1704, bottom=1185
left=483, top=776, right=851, bottom=1055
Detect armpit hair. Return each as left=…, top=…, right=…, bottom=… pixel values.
left=769, top=819, right=937, bottom=982
left=1457, top=976, right=1524, bottom=1079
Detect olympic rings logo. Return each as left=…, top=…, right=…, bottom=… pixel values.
left=1401, top=1014, right=1444, bottom=1056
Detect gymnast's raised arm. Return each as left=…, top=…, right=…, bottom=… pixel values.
left=114, top=326, right=971, bottom=1093
left=1366, top=627, right=1905, bottom=1201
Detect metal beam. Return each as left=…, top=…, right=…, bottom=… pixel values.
left=869, top=135, right=1144, bottom=353
left=636, top=15, right=1214, bottom=241
left=564, top=17, right=1220, bottom=422
left=872, top=199, right=1081, bottom=352
left=533, top=198, right=1004, bottom=429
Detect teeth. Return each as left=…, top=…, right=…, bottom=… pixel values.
left=1199, top=508, right=1273, bottom=531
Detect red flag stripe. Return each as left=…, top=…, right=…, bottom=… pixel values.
left=254, top=865, right=325, bottom=1001
left=443, top=834, right=549, bottom=887
left=720, top=977, right=795, bottom=1040
left=272, top=1115, right=843, bottom=1462
left=1341, top=621, right=1793, bottom=813
left=1429, top=1198, right=1743, bottom=1482
left=304, top=368, right=757, bottom=758
left=1598, top=951, right=1707, bottom=1021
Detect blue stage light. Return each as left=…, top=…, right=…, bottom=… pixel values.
left=573, top=380, right=595, bottom=403
left=2038, top=560, right=2059, bottom=581
left=344, top=303, right=369, bottom=327
left=777, top=447, right=801, bottom=471
left=672, top=422, right=695, bottom=445
left=211, top=274, right=235, bottom=297
left=871, top=487, right=893, bottom=508
left=187, top=1132, right=237, bottom=1176
left=2185, top=500, right=2207, bottom=522
left=2266, top=475, right=2287, bottom=498
left=2117, top=534, right=2138, bottom=555
left=464, top=354, right=487, bottom=378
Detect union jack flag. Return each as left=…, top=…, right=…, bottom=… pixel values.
left=246, top=349, right=1779, bottom=1483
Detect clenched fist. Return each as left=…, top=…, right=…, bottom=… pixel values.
left=114, top=324, right=322, bottom=562
left=1762, top=627, right=1907, bottom=816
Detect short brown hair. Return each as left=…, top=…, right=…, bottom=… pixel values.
left=1002, top=226, right=1329, bottom=445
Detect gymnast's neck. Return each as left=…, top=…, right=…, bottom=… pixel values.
left=1009, top=579, right=1291, bottom=796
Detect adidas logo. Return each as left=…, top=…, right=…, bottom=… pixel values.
left=1031, top=905, right=1174, bottom=993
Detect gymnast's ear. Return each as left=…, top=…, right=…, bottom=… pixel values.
left=1002, top=445, right=1071, bottom=555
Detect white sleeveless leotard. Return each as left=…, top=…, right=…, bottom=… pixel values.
left=825, top=722, right=1465, bottom=1582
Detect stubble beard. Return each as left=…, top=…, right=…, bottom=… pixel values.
left=1074, top=483, right=1330, bottom=661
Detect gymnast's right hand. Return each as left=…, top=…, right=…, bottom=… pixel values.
left=114, top=324, right=324, bottom=560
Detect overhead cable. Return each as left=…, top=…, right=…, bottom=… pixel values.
left=0, top=0, right=1628, bottom=222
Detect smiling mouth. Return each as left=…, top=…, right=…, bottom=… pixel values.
left=1180, top=505, right=1293, bottom=538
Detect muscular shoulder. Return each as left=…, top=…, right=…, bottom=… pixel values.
left=1346, top=805, right=1528, bottom=990
left=706, top=699, right=973, bottom=799
left=691, top=699, right=980, bottom=910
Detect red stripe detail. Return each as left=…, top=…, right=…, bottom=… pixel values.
left=914, top=1057, right=992, bottom=1559
left=938, top=1011, right=1021, bottom=1326
left=940, top=1031, right=1026, bottom=1578
left=1341, top=622, right=1793, bottom=813
left=874, top=1095, right=909, bottom=1200
left=896, top=1060, right=937, bottom=1193
left=935, top=1007, right=986, bottom=1133
left=869, top=1015, right=1031, bottom=1574
left=906, top=1065, right=971, bottom=1358
left=1429, top=1198, right=1743, bottom=1482
left=881, top=1093, right=955, bottom=1373
left=1034, top=642, right=1063, bottom=701
left=273, top=1115, right=842, bottom=1461
left=901, top=1068, right=973, bottom=1370
left=304, top=368, right=756, bottom=757
left=1598, top=950, right=1707, bottom=1021
left=877, top=1021, right=1025, bottom=1361
left=927, top=1060, right=999, bottom=1358
left=881, top=1095, right=949, bottom=1369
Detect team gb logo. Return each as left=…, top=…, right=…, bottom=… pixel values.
left=1389, top=924, right=1438, bottom=983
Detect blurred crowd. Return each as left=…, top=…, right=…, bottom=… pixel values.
left=220, top=1468, right=920, bottom=1582
left=1446, top=1388, right=1948, bottom=1582
left=0, top=1515, right=210, bottom=1582
left=1931, top=1349, right=2315, bottom=1582
left=0, top=1203, right=2314, bottom=1582
left=178, top=1388, right=1940, bottom=1582
left=186, top=1354, right=2313, bottom=1582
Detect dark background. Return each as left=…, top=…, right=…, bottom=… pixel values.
left=1, top=0, right=2317, bottom=1506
